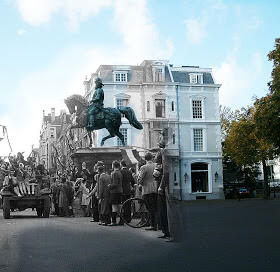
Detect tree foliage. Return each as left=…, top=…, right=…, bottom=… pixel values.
left=254, top=38, right=280, bottom=152
left=222, top=105, right=275, bottom=198
left=254, top=94, right=280, bottom=153
left=268, top=38, right=280, bottom=93
left=224, top=118, right=258, bottom=166
left=222, top=38, right=280, bottom=199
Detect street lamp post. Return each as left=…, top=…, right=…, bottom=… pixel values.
left=271, top=165, right=276, bottom=198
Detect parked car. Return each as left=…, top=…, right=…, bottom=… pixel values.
left=237, top=188, right=250, bottom=198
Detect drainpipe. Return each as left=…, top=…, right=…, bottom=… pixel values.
left=176, top=84, right=183, bottom=200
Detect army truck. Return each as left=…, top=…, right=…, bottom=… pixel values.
left=0, top=181, right=51, bottom=219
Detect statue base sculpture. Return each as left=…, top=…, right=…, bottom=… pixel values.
left=70, top=146, right=142, bottom=173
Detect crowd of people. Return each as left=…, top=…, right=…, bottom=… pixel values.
left=0, top=144, right=171, bottom=241
left=0, top=160, right=49, bottom=198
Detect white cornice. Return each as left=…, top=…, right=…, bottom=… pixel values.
left=101, top=82, right=221, bottom=88
left=179, top=120, right=220, bottom=124
left=114, top=92, right=131, bottom=99
left=152, top=91, right=168, bottom=99
left=171, top=67, right=212, bottom=73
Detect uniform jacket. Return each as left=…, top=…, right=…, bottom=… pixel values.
left=109, top=169, right=123, bottom=194
left=88, top=88, right=104, bottom=115
left=120, top=167, right=134, bottom=195
left=98, top=173, right=111, bottom=199
left=158, top=149, right=169, bottom=194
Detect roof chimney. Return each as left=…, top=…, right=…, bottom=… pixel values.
left=51, top=108, right=55, bottom=123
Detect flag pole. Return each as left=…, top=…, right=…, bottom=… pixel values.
left=0, top=125, right=13, bottom=153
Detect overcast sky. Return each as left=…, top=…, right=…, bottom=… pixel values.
left=0, top=0, right=279, bottom=157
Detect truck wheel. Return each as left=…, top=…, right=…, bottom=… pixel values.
left=3, top=198, right=10, bottom=219
left=36, top=208, right=43, bottom=217
left=42, top=197, right=50, bottom=218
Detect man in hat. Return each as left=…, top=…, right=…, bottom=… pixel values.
left=87, top=78, right=105, bottom=130
left=154, top=141, right=171, bottom=240
left=87, top=161, right=104, bottom=222
left=96, top=161, right=111, bottom=225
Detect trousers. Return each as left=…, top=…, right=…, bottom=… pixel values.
left=143, top=193, right=157, bottom=228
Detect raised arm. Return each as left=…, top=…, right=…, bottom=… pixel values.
left=137, top=166, right=146, bottom=185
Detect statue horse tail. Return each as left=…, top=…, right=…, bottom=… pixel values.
left=119, top=107, right=143, bottom=130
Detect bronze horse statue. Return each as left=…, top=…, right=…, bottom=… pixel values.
left=64, top=94, right=143, bottom=146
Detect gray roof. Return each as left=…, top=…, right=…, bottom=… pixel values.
left=97, top=65, right=144, bottom=83
left=164, top=66, right=171, bottom=82
left=172, top=71, right=214, bottom=84
left=94, top=61, right=215, bottom=84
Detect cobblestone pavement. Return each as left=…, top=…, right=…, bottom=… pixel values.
left=0, top=199, right=279, bottom=272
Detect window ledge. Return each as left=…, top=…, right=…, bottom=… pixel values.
left=190, top=192, right=212, bottom=194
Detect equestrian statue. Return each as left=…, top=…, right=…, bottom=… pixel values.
left=64, top=78, right=143, bottom=147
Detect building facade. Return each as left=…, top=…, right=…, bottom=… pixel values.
left=83, top=60, right=224, bottom=200
left=39, top=108, right=71, bottom=173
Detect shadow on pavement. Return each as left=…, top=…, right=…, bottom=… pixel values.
left=6, top=225, right=180, bottom=272
left=1, top=199, right=280, bottom=272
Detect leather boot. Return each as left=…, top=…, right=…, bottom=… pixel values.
left=87, top=115, right=95, bottom=130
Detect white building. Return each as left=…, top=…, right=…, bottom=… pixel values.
left=84, top=60, right=224, bottom=200
left=257, top=159, right=280, bottom=186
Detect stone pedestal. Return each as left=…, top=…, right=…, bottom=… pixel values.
left=71, top=146, right=139, bottom=174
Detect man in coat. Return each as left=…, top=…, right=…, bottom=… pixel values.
left=50, top=178, right=60, bottom=215
left=108, top=160, right=123, bottom=226
left=154, top=142, right=171, bottom=239
left=119, top=159, right=135, bottom=225
left=138, top=152, right=157, bottom=231
left=96, top=162, right=111, bottom=225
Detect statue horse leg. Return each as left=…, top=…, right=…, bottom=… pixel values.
left=101, top=127, right=118, bottom=146
left=101, top=134, right=114, bottom=146
left=115, top=130, right=125, bottom=146
left=88, top=131, right=93, bottom=147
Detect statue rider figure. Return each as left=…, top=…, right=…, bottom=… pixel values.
left=87, top=78, right=104, bottom=130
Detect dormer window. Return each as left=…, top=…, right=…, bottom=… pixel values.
left=190, top=73, right=203, bottom=84
left=153, top=65, right=165, bottom=82
left=155, top=68, right=163, bottom=82
left=114, top=71, right=127, bottom=82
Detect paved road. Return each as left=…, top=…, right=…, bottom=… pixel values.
left=0, top=199, right=279, bottom=272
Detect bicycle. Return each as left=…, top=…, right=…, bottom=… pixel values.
left=119, top=197, right=150, bottom=228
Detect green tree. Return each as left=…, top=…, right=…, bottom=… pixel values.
left=221, top=107, right=258, bottom=195
left=254, top=95, right=280, bottom=152
left=254, top=38, right=280, bottom=150
left=268, top=38, right=280, bottom=93
left=224, top=106, right=275, bottom=199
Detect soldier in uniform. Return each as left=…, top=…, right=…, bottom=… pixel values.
left=87, top=78, right=104, bottom=130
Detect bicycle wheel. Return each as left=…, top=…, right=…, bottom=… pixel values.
left=120, top=197, right=150, bottom=228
